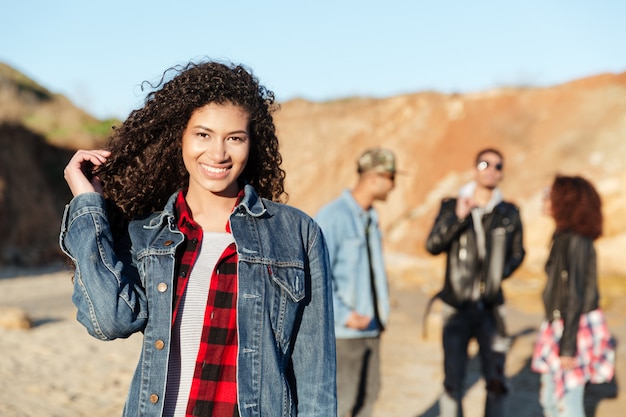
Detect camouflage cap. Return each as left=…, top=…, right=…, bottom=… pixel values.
left=357, top=147, right=397, bottom=174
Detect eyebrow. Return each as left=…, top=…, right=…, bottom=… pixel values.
left=192, top=125, right=249, bottom=135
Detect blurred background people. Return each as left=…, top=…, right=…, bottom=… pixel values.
left=531, top=175, right=615, bottom=417
left=425, top=148, right=525, bottom=417
left=315, top=148, right=396, bottom=417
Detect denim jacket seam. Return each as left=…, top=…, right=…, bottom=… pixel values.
left=74, top=270, right=109, bottom=340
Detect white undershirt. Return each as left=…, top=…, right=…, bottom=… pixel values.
left=163, top=231, right=235, bottom=417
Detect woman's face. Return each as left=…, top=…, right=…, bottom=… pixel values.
left=182, top=103, right=250, bottom=199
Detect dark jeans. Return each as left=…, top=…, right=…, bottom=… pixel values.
left=440, top=304, right=508, bottom=417
left=336, top=337, right=381, bottom=417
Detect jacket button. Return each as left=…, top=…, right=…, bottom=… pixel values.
left=155, top=340, right=165, bottom=350
left=163, top=240, right=174, bottom=246
left=149, top=394, right=159, bottom=404
left=560, top=270, right=568, bottom=280
left=157, top=283, right=168, bottom=292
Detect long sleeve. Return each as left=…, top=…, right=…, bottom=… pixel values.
left=59, top=192, right=148, bottom=340
left=315, top=206, right=353, bottom=327
left=426, top=199, right=471, bottom=255
left=559, top=236, right=593, bottom=357
left=503, top=206, right=525, bottom=279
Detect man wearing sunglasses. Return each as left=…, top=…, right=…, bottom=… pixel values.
left=425, top=148, right=525, bottom=417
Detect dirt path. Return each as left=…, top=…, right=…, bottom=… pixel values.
left=373, top=272, right=623, bottom=417
left=0, top=267, right=622, bottom=416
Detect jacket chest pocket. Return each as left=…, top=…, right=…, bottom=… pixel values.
left=267, top=264, right=306, bottom=348
left=135, top=251, right=176, bottom=290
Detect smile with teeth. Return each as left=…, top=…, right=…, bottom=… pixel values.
left=201, top=163, right=229, bottom=174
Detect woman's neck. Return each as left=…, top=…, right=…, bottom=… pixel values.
left=185, top=189, right=239, bottom=232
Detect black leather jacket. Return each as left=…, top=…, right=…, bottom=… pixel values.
left=542, top=231, right=599, bottom=357
left=426, top=198, right=525, bottom=309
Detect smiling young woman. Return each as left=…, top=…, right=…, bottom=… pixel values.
left=60, top=59, right=337, bottom=417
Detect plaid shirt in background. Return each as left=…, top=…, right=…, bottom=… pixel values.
left=531, top=308, right=615, bottom=399
left=173, top=191, right=241, bottom=417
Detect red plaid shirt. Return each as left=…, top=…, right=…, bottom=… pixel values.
left=531, top=308, right=615, bottom=399
left=173, top=191, right=240, bottom=417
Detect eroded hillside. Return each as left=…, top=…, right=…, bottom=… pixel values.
left=0, top=63, right=111, bottom=265
left=275, top=72, right=626, bottom=279
left=1, top=63, right=625, bottom=282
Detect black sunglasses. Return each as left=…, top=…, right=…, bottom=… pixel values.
left=477, top=161, right=503, bottom=171
left=377, top=172, right=395, bottom=181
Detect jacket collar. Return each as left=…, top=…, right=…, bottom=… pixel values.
left=141, top=192, right=180, bottom=230
left=235, top=183, right=267, bottom=217
left=458, top=181, right=503, bottom=213
left=340, top=189, right=378, bottom=223
left=144, top=183, right=267, bottom=230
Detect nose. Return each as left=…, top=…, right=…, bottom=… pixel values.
left=206, top=137, right=227, bottom=161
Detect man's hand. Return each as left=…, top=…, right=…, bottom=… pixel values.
left=455, top=196, right=476, bottom=220
left=345, top=311, right=372, bottom=330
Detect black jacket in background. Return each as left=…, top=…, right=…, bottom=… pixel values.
left=542, top=231, right=599, bottom=357
left=426, top=198, right=525, bottom=309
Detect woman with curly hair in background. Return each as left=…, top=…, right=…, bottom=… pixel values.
left=60, top=60, right=337, bottom=417
left=531, top=175, right=614, bottom=417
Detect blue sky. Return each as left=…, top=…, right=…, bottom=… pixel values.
left=2, top=0, right=625, bottom=120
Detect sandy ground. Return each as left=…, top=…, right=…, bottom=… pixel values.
left=0, top=264, right=623, bottom=417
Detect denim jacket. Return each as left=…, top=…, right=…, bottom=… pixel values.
left=59, top=184, right=337, bottom=417
left=315, top=190, right=390, bottom=339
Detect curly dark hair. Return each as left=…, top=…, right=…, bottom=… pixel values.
left=550, top=175, right=602, bottom=240
left=96, top=59, right=286, bottom=221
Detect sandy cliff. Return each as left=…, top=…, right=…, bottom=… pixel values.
left=1, top=65, right=625, bottom=284
left=275, top=72, right=626, bottom=281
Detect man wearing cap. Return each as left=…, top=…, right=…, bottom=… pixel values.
left=425, top=148, right=525, bottom=417
left=315, top=147, right=396, bottom=417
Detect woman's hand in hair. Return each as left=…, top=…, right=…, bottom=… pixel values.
left=64, top=149, right=111, bottom=197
